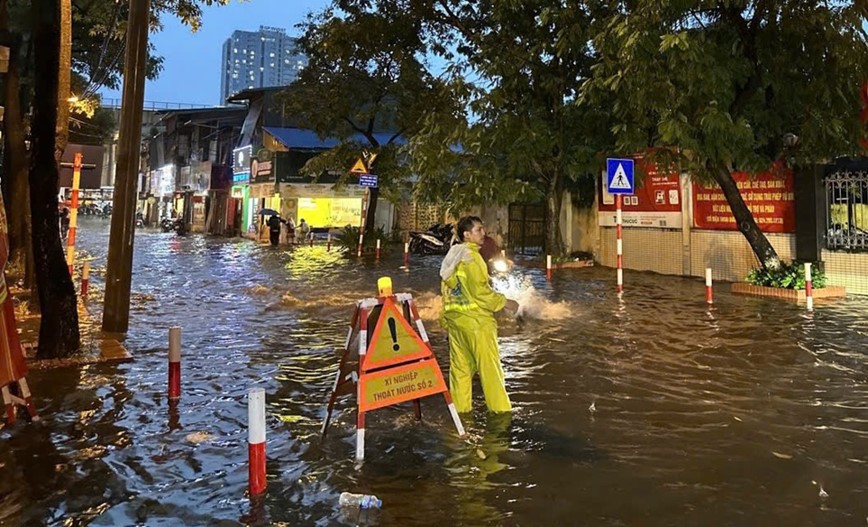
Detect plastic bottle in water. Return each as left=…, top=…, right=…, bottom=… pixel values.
left=339, top=492, right=382, bottom=509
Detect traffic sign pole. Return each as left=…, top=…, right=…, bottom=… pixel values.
left=616, top=194, right=623, bottom=293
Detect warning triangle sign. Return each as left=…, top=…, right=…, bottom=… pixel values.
left=609, top=163, right=632, bottom=190
left=363, top=298, right=431, bottom=371
left=350, top=158, right=368, bottom=174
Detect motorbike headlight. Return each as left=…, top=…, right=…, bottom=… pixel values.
left=492, top=258, right=509, bottom=274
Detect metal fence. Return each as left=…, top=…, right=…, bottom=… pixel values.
left=825, top=169, right=868, bottom=251
left=507, top=203, right=545, bottom=255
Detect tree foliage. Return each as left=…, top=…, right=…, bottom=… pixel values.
left=581, top=0, right=868, bottom=266
left=301, top=0, right=613, bottom=254
left=279, top=3, right=451, bottom=195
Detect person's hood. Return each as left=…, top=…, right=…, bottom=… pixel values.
left=440, top=243, right=475, bottom=283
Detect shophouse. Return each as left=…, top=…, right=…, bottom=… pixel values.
left=144, top=106, right=246, bottom=232
left=227, top=87, right=398, bottom=239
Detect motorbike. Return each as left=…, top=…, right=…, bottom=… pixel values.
left=160, top=217, right=184, bottom=234
left=408, top=223, right=453, bottom=255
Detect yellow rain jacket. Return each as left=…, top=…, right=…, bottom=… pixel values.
left=440, top=242, right=511, bottom=413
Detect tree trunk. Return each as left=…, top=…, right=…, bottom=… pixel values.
left=365, top=185, right=379, bottom=234
left=31, top=0, right=80, bottom=359
left=54, top=0, right=71, bottom=161
left=711, top=166, right=781, bottom=269
left=544, top=172, right=565, bottom=257
left=0, top=6, right=38, bottom=302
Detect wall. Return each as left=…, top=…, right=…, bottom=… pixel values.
left=575, top=172, right=868, bottom=295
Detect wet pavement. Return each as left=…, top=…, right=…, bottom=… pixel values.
left=1, top=217, right=866, bottom=526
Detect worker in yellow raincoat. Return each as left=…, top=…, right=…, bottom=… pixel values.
left=440, top=216, right=518, bottom=413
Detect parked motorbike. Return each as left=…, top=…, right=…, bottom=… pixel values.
left=408, top=223, right=453, bottom=255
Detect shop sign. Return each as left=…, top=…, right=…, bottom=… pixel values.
left=280, top=183, right=366, bottom=199
left=232, top=145, right=252, bottom=184
left=693, top=166, right=795, bottom=233
left=252, top=158, right=274, bottom=183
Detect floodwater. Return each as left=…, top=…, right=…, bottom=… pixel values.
left=1, top=217, right=866, bottom=526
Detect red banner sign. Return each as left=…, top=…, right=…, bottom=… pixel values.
left=599, top=160, right=682, bottom=229
left=692, top=168, right=795, bottom=233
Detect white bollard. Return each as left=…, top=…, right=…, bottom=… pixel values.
left=705, top=268, right=713, bottom=304
left=805, top=262, right=813, bottom=312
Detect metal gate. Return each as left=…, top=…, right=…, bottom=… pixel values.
left=825, top=167, right=868, bottom=251
left=507, top=203, right=546, bottom=255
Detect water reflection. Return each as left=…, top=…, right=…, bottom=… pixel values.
left=1, top=218, right=866, bottom=525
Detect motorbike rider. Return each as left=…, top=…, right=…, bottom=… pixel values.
left=440, top=216, right=519, bottom=413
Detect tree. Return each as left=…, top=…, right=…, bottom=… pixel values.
left=409, top=0, right=613, bottom=255
left=301, top=0, right=611, bottom=255
left=8, top=0, right=229, bottom=357
left=280, top=4, right=449, bottom=229
left=581, top=0, right=868, bottom=269
left=30, top=0, right=79, bottom=358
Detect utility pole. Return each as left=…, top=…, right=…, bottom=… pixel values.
left=102, top=0, right=150, bottom=334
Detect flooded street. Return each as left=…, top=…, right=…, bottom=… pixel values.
left=1, top=217, right=866, bottom=526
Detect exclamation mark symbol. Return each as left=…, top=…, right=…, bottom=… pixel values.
left=387, top=317, right=400, bottom=351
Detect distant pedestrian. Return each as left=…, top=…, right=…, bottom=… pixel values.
left=298, top=218, right=310, bottom=241
left=286, top=217, right=296, bottom=244
left=267, top=214, right=282, bottom=246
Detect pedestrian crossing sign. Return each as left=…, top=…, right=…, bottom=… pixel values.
left=606, top=158, right=635, bottom=195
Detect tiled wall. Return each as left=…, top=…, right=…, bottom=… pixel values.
left=595, top=225, right=866, bottom=294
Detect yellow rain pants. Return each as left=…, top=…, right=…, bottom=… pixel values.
left=441, top=243, right=511, bottom=413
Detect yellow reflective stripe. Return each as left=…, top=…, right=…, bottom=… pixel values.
left=444, top=302, right=479, bottom=312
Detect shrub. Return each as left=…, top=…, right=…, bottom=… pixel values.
left=745, top=261, right=827, bottom=289
left=334, top=225, right=389, bottom=254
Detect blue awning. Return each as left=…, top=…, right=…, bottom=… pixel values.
left=263, top=126, right=404, bottom=151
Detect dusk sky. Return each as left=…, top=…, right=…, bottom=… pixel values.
left=100, top=0, right=329, bottom=106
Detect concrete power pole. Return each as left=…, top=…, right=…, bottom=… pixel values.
left=102, top=0, right=150, bottom=334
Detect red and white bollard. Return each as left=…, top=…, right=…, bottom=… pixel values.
left=327, top=233, right=332, bottom=252
left=616, top=194, right=623, bottom=293
left=168, top=326, right=181, bottom=401
left=705, top=268, right=713, bottom=304
left=805, top=262, right=813, bottom=311
left=375, top=239, right=381, bottom=260
left=357, top=233, right=364, bottom=258
left=248, top=387, right=267, bottom=496
left=403, top=242, right=409, bottom=267
left=546, top=254, right=552, bottom=281
left=81, top=261, right=90, bottom=297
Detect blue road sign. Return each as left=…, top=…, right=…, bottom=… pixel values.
left=606, top=158, right=635, bottom=195
left=359, top=174, right=379, bottom=188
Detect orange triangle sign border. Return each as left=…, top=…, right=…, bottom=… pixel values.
left=362, top=297, right=432, bottom=372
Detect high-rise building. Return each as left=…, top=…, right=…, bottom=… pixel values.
left=220, top=26, right=307, bottom=104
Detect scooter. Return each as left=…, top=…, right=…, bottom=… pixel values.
left=408, top=223, right=453, bottom=255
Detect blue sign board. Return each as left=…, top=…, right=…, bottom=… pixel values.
left=359, top=174, right=378, bottom=188
left=606, top=158, right=635, bottom=195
